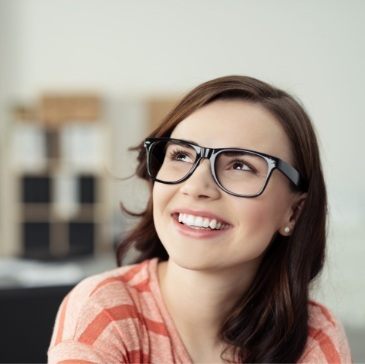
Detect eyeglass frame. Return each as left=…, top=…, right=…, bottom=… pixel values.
left=144, top=137, right=307, bottom=198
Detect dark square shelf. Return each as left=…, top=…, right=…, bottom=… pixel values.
left=22, top=175, right=51, bottom=204
left=69, top=221, right=94, bottom=257
left=22, top=222, right=51, bottom=259
left=78, top=175, right=97, bottom=204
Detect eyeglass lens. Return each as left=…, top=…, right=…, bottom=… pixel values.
left=148, top=140, right=270, bottom=196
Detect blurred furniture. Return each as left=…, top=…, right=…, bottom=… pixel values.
left=147, top=97, right=178, bottom=132
left=5, top=93, right=111, bottom=260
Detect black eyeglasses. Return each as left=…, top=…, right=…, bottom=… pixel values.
left=144, top=137, right=306, bottom=198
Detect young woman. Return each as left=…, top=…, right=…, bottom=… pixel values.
left=48, top=76, right=351, bottom=363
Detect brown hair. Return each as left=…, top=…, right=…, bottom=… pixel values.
left=116, top=75, right=327, bottom=363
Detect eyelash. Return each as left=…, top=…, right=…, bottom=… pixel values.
left=230, top=159, right=256, bottom=172
left=168, top=148, right=193, bottom=161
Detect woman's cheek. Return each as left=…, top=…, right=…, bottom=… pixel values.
left=232, top=201, right=279, bottom=254
left=234, top=198, right=278, bottom=230
left=152, top=184, right=174, bottom=241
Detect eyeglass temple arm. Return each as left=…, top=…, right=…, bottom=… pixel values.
left=276, top=159, right=303, bottom=189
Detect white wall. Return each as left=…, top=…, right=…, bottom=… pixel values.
left=1, top=0, right=364, bottom=327
left=0, top=1, right=21, bottom=255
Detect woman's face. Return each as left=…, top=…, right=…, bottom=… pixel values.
left=153, top=100, right=301, bottom=273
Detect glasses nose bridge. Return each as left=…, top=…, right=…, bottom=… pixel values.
left=200, top=146, right=214, bottom=160
left=193, top=145, right=215, bottom=173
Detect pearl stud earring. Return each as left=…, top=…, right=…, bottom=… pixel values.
left=284, top=226, right=290, bottom=233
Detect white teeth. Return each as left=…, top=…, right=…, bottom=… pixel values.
left=195, top=216, right=203, bottom=226
left=177, top=213, right=228, bottom=230
left=186, top=214, right=195, bottom=226
left=203, top=218, right=210, bottom=228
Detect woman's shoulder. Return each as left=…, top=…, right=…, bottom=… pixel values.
left=48, top=259, right=160, bottom=363
left=298, top=300, right=352, bottom=363
left=50, top=258, right=159, bottom=342
left=307, top=300, right=341, bottom=330
left=72, top=258, right=154, bottom=296
left=65, top=258, right=158, bottom=315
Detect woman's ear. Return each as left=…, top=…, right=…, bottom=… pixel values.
left=279, top=193, right=307, bottom=236
left=290, top=193, right=307, bottom=223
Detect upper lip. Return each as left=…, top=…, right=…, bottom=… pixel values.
left=171, top=208, right=232, bottom=225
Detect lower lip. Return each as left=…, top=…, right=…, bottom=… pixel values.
left=172, top=215, right=231, bottom=239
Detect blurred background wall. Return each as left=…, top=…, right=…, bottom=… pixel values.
left=0, top=0, right=364, bottom=361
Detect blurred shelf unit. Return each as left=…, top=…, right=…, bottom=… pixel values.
left=9, top=93, right=111, bottom=261
left=146, top=98, right=179, bottom=133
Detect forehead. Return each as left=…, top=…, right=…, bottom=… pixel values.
left=170, top=100, right=293, bottom=162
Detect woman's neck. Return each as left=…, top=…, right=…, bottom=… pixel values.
left=157, top=258, right=259, bottom=362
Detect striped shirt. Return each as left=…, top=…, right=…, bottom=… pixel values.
left=48, top=258, right=352, bottom=363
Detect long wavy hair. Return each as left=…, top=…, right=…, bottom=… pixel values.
left=116, top=75, right=327, bottom=363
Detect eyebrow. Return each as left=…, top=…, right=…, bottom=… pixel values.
left=174, top=138, right=198, bottom=145
left=173, top=138, right=255, bottom=152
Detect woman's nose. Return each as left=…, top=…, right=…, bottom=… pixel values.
left=179, top=159, right=221, bottom=199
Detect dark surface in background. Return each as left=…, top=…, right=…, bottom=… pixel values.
left=0, top=284, right=74, bottom=363
left=78, top=175, right=96, bottom=204
left=23, top=222, right=51, bottom=259
left=69, top=222, right=95, bottom=256
left=22, top=175, right=52, bottom=203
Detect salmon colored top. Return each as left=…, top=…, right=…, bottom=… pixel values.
left=48, top=258, right=352, bottom=363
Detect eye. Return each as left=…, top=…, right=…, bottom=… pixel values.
left=168, top=148, right=194, bottom=163
left=231, top=159, right=255, bottom=172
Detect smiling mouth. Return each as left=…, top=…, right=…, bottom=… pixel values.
left=172, top=213, right=231, bottom=231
